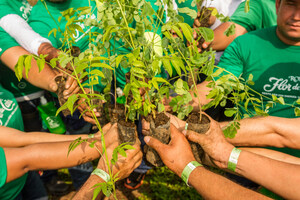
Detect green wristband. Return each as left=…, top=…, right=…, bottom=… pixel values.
left=181, top=161, right=202, bottom=186
left=185, top=123, right=189, bottom=130
left=91, top=168, right=110, bottom=182
left=88, top=134, right=95, bottom=139
left=228, top=147, right=242, bottom=172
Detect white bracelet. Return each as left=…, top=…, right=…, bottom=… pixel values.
left=91, top=168, right=110, bottom=182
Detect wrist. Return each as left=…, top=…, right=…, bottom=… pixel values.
left=218, top=144, right=235, bottom=169
left=181, top=161, right=203, bottom=186
left=38, top=43, right=58, bottom=61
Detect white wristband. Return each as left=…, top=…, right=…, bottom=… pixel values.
left=91, top=168, right=110, bottom=182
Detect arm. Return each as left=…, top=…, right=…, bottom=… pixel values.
left=3, top=123, right=118, bottom=183
left=1, top=46, right=57, bottom=92
left=144, top=124, right=269, bottom=199
left=73, top=139, right=143, bottom=199
left=186, top=116, right=300, bottom=200
left=0, top=123, right=112, bottom=147
left=222, top=116, right=300, bottom=149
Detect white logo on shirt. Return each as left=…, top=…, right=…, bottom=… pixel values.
left=263, top=77, right=300, bottom=92
left=20, top=0, right=32, bottom=21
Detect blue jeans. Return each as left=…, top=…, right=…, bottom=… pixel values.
left=15, top=171, right=48, bottom=200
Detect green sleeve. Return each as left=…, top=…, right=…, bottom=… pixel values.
left=230, top=0, right=263, bottom=32
left=0, top=0, right=16, bottom=19
left=0, top=147, right=7, bottom=188
left=217, top=38, right=244, bottom=78
left=0, top=28, right=19, bottom=58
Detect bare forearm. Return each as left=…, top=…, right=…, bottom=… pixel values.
left=1, top=46, right=57, bottom=92
left=73, top=175, right=104, bottom=200
left=0, top=126, right=94, bottom=147
left=236, top=150, right=300, bottom=199
left=211, top=22, right=247, bottom=51
left=226, top=117, right=300, bottom=148
left=5, top=140, right=102, bottom=182
left=189, top=167, right=269, bottom=200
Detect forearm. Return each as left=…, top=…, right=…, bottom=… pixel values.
left=236, top=150, right=300, bottom=199
left=5, top=139, right=102, bottom=183
left=226, top=117, right=300, bottom=148
left=0, top=126, right=94, bottom=147
left=73, top=175, right=104, bottom=200
left=189, top=167, right=270, bottom=199
left=1, top=46, right=57, bottom=92
left=211, top=22, right=247, bottom=51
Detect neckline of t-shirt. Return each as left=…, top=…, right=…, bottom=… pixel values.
left=272, top=26, right=300, bottom=52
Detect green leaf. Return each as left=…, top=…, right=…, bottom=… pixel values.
left=67, top=94, right=78, bottom=115
left=171, top=25, right=183, bottom=40
left=224, top=23, right=236, bottom=37
left=296, top=98, right=300, bottom=105
left=15, top=55, right=25, bottom=81
left=36, top=58, right=45, bottom=72
left=91, top=63, right=113, bottom=70
left=24, top=55, right=33, bottom=79
left=178, top=23, right=193, bottom=42
left=245, top=0, right=250, bottom=13
left=178, top=7, right=197, bottom=20
left=115, top=55, right=125, bottom=68
left=196, top=27, right=214, bottom=42
left=295, top=107, right=300, bottom=116
left=90, top=69, right=105, bottom=78
left=162, top=59, right=173, bottom=76
left=171, top=59, right=182, bottom=76
left=224, top=108, right=237, bottom=117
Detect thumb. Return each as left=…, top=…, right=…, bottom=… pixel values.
left=144, top=136, right=166, bottom=155
left=185, top=130, right=205, bottom=145
left=49, top=80, right=58, bottom=92
left=202, top=41, right=211, bottom=49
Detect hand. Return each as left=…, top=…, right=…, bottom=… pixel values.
left=63, top=76, right=80, bottom=99
left=141, top=113, right=185, bottom=136
left=101, top=123, right=119, bottom=148
left=144, top=124, right=195, bottom=177
left=77, top=88, right=101, bottom=124
left=97, top=140, right=143, bottom=180
left=183, top=114, right=234, bottom=169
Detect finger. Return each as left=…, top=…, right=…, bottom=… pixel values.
left=48, top=79, right=58, bottom=92
left=202, top=41, right=211, bottom=49
left=102, top=123, right=112, bottom=133
left=185, top=130, right=205, bottom=145
left=65, top=76, right=75, bottom=89
left=144, top=136, right=167, bottom=155
left=82, top=115, right=97, bottom=124
left=169, top=124, right=187, bottom=146
left=64, top=85, right=80, bottom=98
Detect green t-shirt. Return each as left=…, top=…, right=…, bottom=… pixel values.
left=176, top=0, right=197, bottom=27
left=218, top=26, right=300, bottom=156
left=29, top=0, right=106, bottom=92
left=0, top=0, right=42, bottom=98
left=230, top=0, right=277, bottom=32
left=0, top=84, right=26, bottom=200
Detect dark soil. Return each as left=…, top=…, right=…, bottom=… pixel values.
left=145, top=113, right=170, bottom=167
left=186, top=112, right=210, bottom=163
left=109, top=103, right=125, bottom=124
left=118, top=119, right=136, bottom=144
left=195, top=7, right=212, bottom=51
left=55, top=75, right=70, bottom=116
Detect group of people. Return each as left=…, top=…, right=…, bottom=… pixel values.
left=0, top=0, right=300, bottom=199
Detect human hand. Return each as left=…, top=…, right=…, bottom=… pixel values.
left=183, top=115, right=234, bottom=169
left=144, top=124, right=195, bottom=177
left=77, top=88, right=101, bottom=124
left=141, top=113, right=185, bottom=136
left=97, top=140, right=143, bottom=180
left=63, top=76, right=80, bottom=99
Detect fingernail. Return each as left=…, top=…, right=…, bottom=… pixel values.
left=182, top=130, right=187, bottom=136
left=65, top=84, right=70, bottom=89
left=144, top=136, right=150, bottom=143
left=63, top=91, right=69, bottom=96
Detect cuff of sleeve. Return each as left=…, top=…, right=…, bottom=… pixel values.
left=30, top=38, right=52, bottom=56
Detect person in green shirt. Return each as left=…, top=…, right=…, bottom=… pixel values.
left=200, top=0, right=277, bottom=52
left=190, top=0, right=300, bottom=163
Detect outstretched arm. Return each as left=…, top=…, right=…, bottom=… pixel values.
left=0, top=123, right=111, bottom=148
left=222, top=116, right=300, bottom=149
left=185, top=115, right=300, bottom=200
left=3, top=124, right=118, bottom=183
left=144, top=124, right=269, bottom=200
